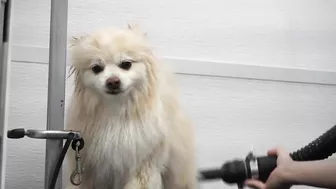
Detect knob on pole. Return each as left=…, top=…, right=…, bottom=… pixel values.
left=7, top=128, right=26, bottom=138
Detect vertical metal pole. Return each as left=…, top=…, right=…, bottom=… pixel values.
left=45, top=0, right=68, bottom=188
left=0, top=0, right=12, bottom=188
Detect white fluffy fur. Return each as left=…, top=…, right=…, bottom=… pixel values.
left=65, top=25, right=197, bottom=189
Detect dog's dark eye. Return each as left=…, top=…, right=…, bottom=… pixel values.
left=119, top=60, right=133, bottom=70
left=91, top=65, right=104, bottom=74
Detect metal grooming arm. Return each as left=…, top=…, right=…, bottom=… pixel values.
left=8, top=129, right=82, bottom=140
left=7, top=128, right=83, bottom=189
left=45, top=0, right=68, bottom=188
left=0, top=0, right=12, bottom=188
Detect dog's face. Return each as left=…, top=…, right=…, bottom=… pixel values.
left=70, top=26, right=155, bottom=98
left=81, top=50, right=147, bottom=97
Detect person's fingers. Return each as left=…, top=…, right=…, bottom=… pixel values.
left=267, top=146, right=288, bottom=156
left=267, top=148, right=278, bottom=156
left=244, top=179, right=266, bottom=189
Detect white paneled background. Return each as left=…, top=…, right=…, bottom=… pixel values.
left=4, top=0, right=336, bottom=189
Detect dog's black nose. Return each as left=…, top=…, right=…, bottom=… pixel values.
left=106, top=77, right=121, bottom=90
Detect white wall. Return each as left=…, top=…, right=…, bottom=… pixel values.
left=5, top=0, right=336, bottom=189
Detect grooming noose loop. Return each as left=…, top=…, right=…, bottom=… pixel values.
left=70, top=138, right=85, bottom=186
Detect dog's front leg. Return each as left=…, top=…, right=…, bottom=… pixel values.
left=124, top=166, right=162, bottom=189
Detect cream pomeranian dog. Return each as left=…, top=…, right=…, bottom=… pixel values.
left=65, top=25, right=197, bottom=189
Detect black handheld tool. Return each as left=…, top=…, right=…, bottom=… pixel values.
left=199, top=149, right=277, bottom=188
left=199, top=124, right=336, bottom=188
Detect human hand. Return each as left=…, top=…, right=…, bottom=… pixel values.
left=244, top=147, right=294, bottom=189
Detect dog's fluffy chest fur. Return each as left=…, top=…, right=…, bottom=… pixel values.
left=70, top=107, right=168, bottom=188
left=87, top=116, right=164, bottom=169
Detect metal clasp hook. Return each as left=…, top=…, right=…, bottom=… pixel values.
left=70, top=142, right=84, bottom=186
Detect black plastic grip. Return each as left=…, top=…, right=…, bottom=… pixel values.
left=199, top=159, right=247, bottom=183
left=257, top=156, right=277, bottom=182
left=221, top=159, right=247, bottom=183
left=199, top=169, right=223, bottom=180
left=7, top=128, right=25, bottom=138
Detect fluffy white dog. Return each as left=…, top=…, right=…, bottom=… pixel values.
left=65, top=25, right=197, bottom=189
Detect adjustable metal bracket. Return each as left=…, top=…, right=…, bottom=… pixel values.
left=7, top=129, right=82, bottom=140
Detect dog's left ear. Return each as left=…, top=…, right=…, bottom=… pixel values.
left=69, top=35, right=86, bottom=47
left=127, top=23, right=147, bottom=37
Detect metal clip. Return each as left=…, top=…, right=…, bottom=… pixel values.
left=70, top=142, right=84, bottom=186
left=246, top=146, right=259, bottom=180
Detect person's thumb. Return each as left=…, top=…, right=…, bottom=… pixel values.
left=244, top=179, right=266, bottom=189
